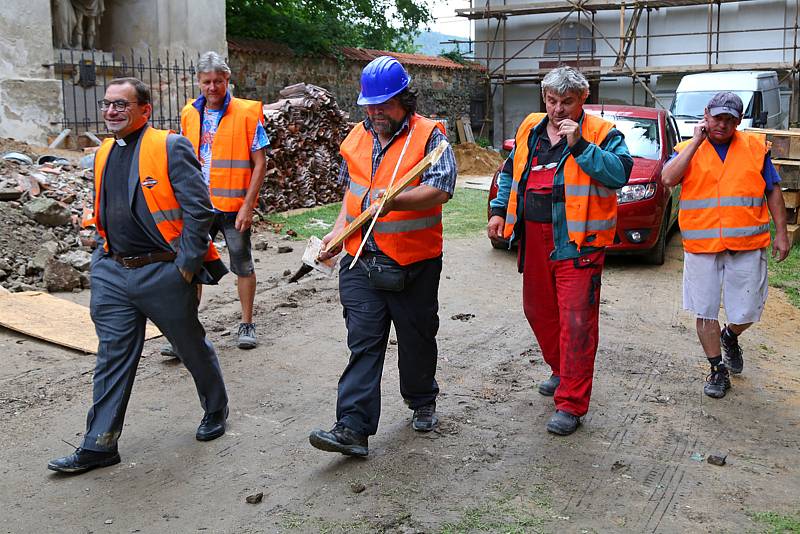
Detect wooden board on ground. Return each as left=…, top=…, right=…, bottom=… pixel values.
left=745, top=128, right=800, bottom=160
left=456, top=118, right=467, bottom=144
left=772, top=159, right=800, bottom=189
left=460, top=116, right=475, bottom=143
left=0, top=291, right=161, bottom=353
left=782, top=189, right=800, bottom=209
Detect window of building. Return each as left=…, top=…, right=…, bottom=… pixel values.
left=544, top=22, right=594, bottom=56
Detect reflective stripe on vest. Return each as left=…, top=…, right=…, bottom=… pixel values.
left=505, top=113, right=618, bottom=249
left=340, top=114, right=445, bottom=266
left=676, top=131, right=769, bottom=253
left=92, top=127, right=220, bottom=262
left=180, top=97, right=263, bottom=212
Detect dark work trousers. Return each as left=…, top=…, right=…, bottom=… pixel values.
left=522, top=222, right=604, bottom=417
left=336, top=253, right=441, bottom=436
left=82, top=256, right=228, bottom=452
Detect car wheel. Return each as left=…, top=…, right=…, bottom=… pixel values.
left=644, top=210, right=668, bottom=266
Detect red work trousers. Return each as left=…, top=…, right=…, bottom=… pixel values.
left=522, top=221, right=604, bottom=417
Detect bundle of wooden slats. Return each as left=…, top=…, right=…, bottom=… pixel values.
left=748, top=128, right=800, bottom=246
left=260, top=83, right=352, bottom=213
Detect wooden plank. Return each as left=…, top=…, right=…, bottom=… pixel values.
left=786, top=208, right=799, bottom=225
left=787, top=224, right=800, bottom=246
left=324, top=140, right=449, bottom=253
left=783, top=189, right=800, bottom=209
left=461, top=116, right=475, bottom=143
left=745, top=128, right=800, bottom=160
left=0, top=291, right=161, bottom=353
left=456, top=118, right=467, bottom=144
left=773, top=160, right=800, bottom=189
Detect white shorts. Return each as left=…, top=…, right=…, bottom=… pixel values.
left=682, top=249, right=768, bottom=324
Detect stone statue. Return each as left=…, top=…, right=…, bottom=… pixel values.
left=51, top=0, right=105, bottom=50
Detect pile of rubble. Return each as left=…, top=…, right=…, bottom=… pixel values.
left=453, top=142, right=505, bottom=175
left=261, top=83, right=351, bottom=212
left=0, top=141, right=95, bottom=293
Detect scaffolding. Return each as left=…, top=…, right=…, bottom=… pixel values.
left=453, top=0, right=800, bottom=138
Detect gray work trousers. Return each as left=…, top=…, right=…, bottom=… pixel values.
left=81, top=256, right=228, bottom=452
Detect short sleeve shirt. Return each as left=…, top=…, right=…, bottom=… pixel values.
left=197, top=108, right=270, bottom=188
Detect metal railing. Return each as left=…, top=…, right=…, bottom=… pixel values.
left=54, top=49, right=199, bottom=135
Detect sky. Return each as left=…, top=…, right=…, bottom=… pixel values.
left=428, top=0, right=472, bottom=38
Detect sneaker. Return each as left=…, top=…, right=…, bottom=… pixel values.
left=546, top=410, right=580, bottom=435
left=237, top=323, right=257, bottom=349
left=309, top=422, right=368, bottom=457
left=721, top=326, right=743, bottom=375
left=538, top=375, right=560, bottom=396
left=704, top=363, right=731, bottom=399
left=160, top=343, right=178, bottom=359
left=411, top=402, right=438, bottom=432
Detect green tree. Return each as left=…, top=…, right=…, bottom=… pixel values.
left=226, top=0, right=432, bottom=55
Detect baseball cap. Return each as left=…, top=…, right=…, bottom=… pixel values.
left=707, top=91, right=743, bottom=118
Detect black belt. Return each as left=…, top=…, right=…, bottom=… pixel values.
left=110, top=251, right=177, bottom=269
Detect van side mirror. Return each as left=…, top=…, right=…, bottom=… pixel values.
left=754, top=111, right=768, bottom=127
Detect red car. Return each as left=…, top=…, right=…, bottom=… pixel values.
left=487, top=104, right=681, bottom=265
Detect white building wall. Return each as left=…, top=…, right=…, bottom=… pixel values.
left=475, top=0, right=796, bottom=145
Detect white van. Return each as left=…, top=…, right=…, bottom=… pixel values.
left=670, top=71, right=786, bottom=139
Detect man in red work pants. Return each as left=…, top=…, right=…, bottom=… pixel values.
left=488, top=66, right=631, bottom=435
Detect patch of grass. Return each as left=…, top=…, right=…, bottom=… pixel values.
left=768, top=240, right=800, bottom=309
left=750, top=511, right=800, bottom=533
left=264, top=188, right=489, bottom=242
left=437, top=490, right=551, bottom=534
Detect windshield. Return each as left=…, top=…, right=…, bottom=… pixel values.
left=670, top=90, right=754, bottom=119
left=606, top=116, right=661, bottom=160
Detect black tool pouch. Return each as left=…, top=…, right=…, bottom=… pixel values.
left=363, top=255, right=407, bottom=292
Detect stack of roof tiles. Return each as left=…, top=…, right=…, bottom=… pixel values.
left=260, top=83, right=351, bottom=213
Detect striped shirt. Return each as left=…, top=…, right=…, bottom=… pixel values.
left=338, top=115, right=457, bottom=252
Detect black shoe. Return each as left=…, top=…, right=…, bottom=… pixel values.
left=538, top=375, right=560, bottom=396
left=309, top=422, right=368, bottom=457
left=47, top=448, right=121, bottom=474
left=160, top=343, right=178, bottom=359
left=196, top=407, right=228, bottom=441
left=721, top=326, right=743, bottom=375
left=704, top=363, right=731, bottom=399
left=411, top=402, right=438, bottom=432
left=546, top=410, right=580, bottom=436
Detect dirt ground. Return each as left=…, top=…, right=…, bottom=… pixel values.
left=2, top=230, right=799, bottom=533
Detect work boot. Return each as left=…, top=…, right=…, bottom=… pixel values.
left=538, top=375, right=560, bottom=396
left=309, top=422, right=368, bottom=457
left=47, top=448, right=121, bottom=474
left=238, top=322, right=257, bottom=350
left=411, top=402, right=438, bottom=432
left=160, top=343, right=178, bottom=359
left=196, top=406, right=228, bottom=441
left=704, top=363, right=731, bottom=399
left=721, top=326, right=743, bottom=375
left=546, top=410, right=580, bottom=436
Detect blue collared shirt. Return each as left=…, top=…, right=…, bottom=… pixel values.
left=338, top=115, right=457, bottom=252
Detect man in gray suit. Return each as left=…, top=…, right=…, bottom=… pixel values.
left=48, top=78, right=229, bottom=474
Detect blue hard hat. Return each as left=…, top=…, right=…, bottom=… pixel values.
left=357, top=56, right=411, bottom=105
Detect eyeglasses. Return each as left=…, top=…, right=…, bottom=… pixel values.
left=98, top=99, right=139, bottom=112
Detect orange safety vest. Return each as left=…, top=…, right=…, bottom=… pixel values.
left=180, top=97, right=263, bottom=212
left=92, top=127, right=221, bottom=262
left=676, top=131, right=770, bottom=253
left=504, top=112, right=618, bottom=249
left=341, top=114, right=445, bottom=266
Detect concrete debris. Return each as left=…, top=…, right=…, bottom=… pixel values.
left=0, top=138, right=93, bottom=293
left=2, top=152, right=33, bottom=165
left=244, top=492, right=263, bottom=504
left=451, top=313, right=476, bottom=322
left=43, top=258, right=83, bottom=292
left=22, top=197, right=72, bottom=226
left=261, top=83, right=350, bottom=212
left=707, top=454, right=727, bottom=466
left=350, top=482, right=366, bottom=494
left=277, top=246, right=293, bottom=254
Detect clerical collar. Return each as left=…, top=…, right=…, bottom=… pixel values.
left=115, top=125, right=147, bottom=146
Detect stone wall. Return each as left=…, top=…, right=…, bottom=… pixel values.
left=0, top=0, right=63, bottom=144
left=228, top=49, right=487, bottom=142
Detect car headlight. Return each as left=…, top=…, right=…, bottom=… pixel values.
left=616, top=183, right=657, bottom=204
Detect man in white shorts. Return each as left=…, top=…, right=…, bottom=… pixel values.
left=662, top=92, right=790, bottom=398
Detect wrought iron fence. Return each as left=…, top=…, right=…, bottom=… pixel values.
left=54, top=49, right=199, bottom=135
